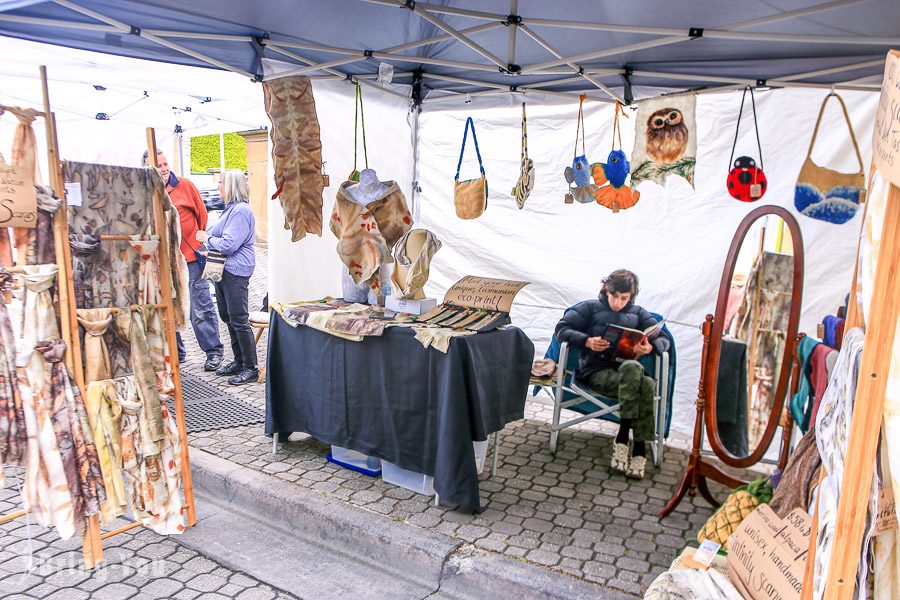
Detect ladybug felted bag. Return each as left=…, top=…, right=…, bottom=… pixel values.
left=726, top=86, right=768, bottom=202
left=793, top=93, right=866, bottom=224
left=511, top=103, right=535, bottom=209
left=454, top=117, right=488, bottom=219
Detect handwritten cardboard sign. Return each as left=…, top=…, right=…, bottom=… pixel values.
left=873, top=50, right=900, bottom=188
left=443, top=275, right=529, bottom=312
left=0, top=164, right=37, bottom=228
left=875, top=485, right=899, bottom=535
left=727, top=505, right=810, bottom=600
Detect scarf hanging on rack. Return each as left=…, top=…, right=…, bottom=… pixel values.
left=17, top=265, right=60, bottom=387
left=27, top=186, right=61, bottom=266
left=10, top=108, right=42, bottom=262
left=128, top=235, right=161, bottom=305
left=115, top=307, right=166, bottom=443
left=84, top=379, right=127, bottom=523
left=0, top=270, right=26, bottom=475
left=35, top=339, right=106, bottom=525
left=76, top=308, right=115, bottom=383
left=117, top=376, right=184, bottom=534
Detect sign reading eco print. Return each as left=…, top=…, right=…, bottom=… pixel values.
left=630, top=94, right=697, bottom=188
left=0, top=164, right=37, bottom=228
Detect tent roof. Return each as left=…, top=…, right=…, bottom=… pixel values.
left=0, top=0, right=895, bottom=104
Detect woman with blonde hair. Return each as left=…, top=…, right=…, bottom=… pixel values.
left=196, top=169, right=258, bottom=385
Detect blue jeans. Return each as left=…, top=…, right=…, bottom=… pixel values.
left=176, top=260, right=224, bottom=358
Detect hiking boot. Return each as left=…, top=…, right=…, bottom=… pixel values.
left=204, top=354, right=223, bottom=372
left=215, top=361, right=241, bottom=376
left=228, top=368, right=259, bottom=385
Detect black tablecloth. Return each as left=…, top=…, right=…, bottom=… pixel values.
left=265, top=312, right=534, bottom=512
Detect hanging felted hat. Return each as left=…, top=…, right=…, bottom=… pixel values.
left=346, top=168, right=391, bottom=205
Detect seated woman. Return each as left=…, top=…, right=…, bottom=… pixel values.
left=554, top=269, right=670, bottom=479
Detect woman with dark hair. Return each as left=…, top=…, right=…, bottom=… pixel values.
left=195, top=170, right=257, bottom=385
left=554, top=269, right=669, bottom=479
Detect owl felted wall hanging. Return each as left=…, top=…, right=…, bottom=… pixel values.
left=591, top=102, right=640, bottom=212
left=630, top=94, right=697, bottom=188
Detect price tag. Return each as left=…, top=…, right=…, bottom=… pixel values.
left=64, top=182, right=83, bottom=207
left=875, top=485, right=898, bottom=535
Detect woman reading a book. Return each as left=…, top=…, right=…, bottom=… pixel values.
left=554, top=269, right=669, bottom=479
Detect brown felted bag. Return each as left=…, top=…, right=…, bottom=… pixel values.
left=454, top=117, right=488, bottom=219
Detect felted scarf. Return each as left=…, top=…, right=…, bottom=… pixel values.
left=329, top=180, right=412, bottom=286
left=0, top=270, right=26, bottom=474
left=390, top=229, right=442, bottom=300
left=35, top=338, right=106, bottom=525
left=76, top=308, right=115, bottom=383
left=84, top=379, right=127, bottom=523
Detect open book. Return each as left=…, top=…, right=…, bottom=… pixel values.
left=599, top=320, right=665, bottom=361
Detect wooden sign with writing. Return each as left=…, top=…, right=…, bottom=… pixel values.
left=0, top=164, right=37, bottom=228
left=727, top=505, right=810, bottom=600
left=443, top=275, right=529, bottom=312
left=873, top=50, right=900, bottom=188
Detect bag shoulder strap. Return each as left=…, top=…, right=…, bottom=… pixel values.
left=805, top=93, right=864, bottom=175
left=521, top=103, right=528, bottom=163
left=574, top=94, right=586, bottom=157
left=611, top=101, right=627, bottom=151
left=729, top=86, right=764, bottom=170
left=353, top=84, right=368, bottom=172
left=456, top=117, right=484, bottom=180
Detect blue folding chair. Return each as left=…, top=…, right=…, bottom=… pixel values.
left=532, top=304, right=676, bottom=467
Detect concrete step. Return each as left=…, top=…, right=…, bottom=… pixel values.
left=181, top=448, right=636, bottom=600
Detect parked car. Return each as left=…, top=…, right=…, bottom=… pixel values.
left=199, top=187, right=224, bottom=211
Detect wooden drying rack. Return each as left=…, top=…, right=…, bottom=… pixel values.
left=0, top=67, right=196, bottom=569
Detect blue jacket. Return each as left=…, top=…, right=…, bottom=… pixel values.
left=207, top=201, right=255, bottom=277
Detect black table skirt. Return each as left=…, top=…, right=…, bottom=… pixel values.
left=265, top=311, right=534, bottom=512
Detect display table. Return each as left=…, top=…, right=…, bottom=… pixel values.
left=265, top=311, right=534, bottom=512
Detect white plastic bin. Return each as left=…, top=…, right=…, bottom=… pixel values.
left=381, top=461, right=435, bottom=496
left=328, top=445, right=381, bottom=476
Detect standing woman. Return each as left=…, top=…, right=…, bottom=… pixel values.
left=196, top=170, right=258, bottom=385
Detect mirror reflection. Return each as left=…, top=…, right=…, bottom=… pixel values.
left=716, top=216, right=795, bottom=458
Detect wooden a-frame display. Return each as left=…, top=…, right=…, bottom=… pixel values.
left=0, top=67, right=197, bottom=569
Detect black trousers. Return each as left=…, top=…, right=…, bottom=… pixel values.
left=213, top=270, right=257, bottom=369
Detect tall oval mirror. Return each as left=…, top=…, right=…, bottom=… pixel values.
left=704, top=205, right=804, bottom=468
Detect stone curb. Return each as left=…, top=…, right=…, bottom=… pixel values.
left=187, top=447, right=636, bottom=600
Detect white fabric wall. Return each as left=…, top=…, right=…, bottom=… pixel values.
left=267, top=79, right=415, bottom=303
left=414, top=89, right=878, bottom=440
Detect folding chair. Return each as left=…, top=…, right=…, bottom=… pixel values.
left=532, top=307, right=676, bottom=467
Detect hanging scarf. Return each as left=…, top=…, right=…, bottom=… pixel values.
left=27, top=186, right=62, bottom=266
left=76, top=308, right=115, bottom=383
left=117, top=377, right=184, bottom=534
left=17, top=265, right=60, bottom=389
left=35, top=339, right=106, bottom=525
left=115, top=306, right=165, bottom=443
left=84, top=379, right=127, bottom=523
left=0, top=270, right=27, bottom=474
left=69, top=233, right=100, bottom=309
left=128, top=235, right=161, bottom=305
left=3, top=107, right=42, bottom=264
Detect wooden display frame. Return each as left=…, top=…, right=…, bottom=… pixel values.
left=0, top=67, right=196, bottom=569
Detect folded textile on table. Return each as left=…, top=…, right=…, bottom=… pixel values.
left=276, top=298, right=346, bottom=327
left=35, top=338, right=106, bottom=526
left=412, top=325, right=476, bottom=353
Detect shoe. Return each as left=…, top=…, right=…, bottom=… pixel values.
left=626, top=455, right=646, bottom=479
left=204, top=354, right=223, bottom=372
left=610, top=443, right=629, bottom=473
left=228, top=368, right=259, bottom=385
left=215, top=361, right=241, bottom=376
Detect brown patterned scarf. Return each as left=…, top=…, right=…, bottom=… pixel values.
left=76, top=308, right=115, bottom=383
left=0, top=270, right=26, bottom=471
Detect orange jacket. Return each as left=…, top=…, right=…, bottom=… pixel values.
left=166, top=174, right=207, bottom=263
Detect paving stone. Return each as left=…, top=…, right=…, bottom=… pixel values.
left=526, top=549, right=561, bottom=566
left=91, top=582, right=138, bottom=599
left=185, top=573, right=229, bottom=592
left=235, top=588, right=277, bottom=600
left=140, top=578, right=186, bottom=598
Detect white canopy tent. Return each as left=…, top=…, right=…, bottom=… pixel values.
left=0, top=35, right=877, bottom=441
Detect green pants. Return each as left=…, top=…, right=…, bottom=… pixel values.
left=587, top=360, right=656, bottom=442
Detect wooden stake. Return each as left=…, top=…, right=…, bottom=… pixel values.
left=146, top=127, right=197, bottom=527
left=824, top=183, right=900, bottom=599
left=0, top=508, right=29, bottom=525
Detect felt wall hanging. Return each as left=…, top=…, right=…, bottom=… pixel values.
left=263, top=75, right=325, bottom=242
left=454, top=117, right=488, bottom=219
left=511, top=103, right=534, bottom=209
left=793, top=93, right=866, bottom=224
left=726, top=87, right=768, bottom=202
left=564, top=95, right=597, bottom=204
left=592, top=101, right=640, bottom=212
left=631, top=93, right=697, bottom=187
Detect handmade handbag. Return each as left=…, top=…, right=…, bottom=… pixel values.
left=454, top=116, right=488, bottom=219
left=793, top=93, right=866, bottom=224
left=726, top=86, right=768, bottom=203
left=592, top=101, right=640, bottom=212
left=563, top=94, right=597, bottom=204
left=201, top=248, right=226, bottom=282
left=511, top=103, right=535, bottom=209
left=348, top=83, right=367, bottom=182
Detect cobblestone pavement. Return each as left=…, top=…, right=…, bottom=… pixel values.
left=178, top=246, right=727, bottom=598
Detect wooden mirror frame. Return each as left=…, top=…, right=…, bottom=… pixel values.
left=660, top=205, right=804, bottom=519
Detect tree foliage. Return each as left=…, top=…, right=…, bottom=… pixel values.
left=190, top=132, right=247, bottom=173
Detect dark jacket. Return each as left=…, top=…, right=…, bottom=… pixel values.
left=554, top=296, right=670, bottom=380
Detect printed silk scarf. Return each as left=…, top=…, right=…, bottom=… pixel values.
left=114, top=306, right=166, bottom=443
left=35, top=339, right=106, bottom=525
left=84, top=379, right=127, bottom=523
left=0, top=270, right=26, bottom=476
left=76, top=308, right=115, bottom=383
